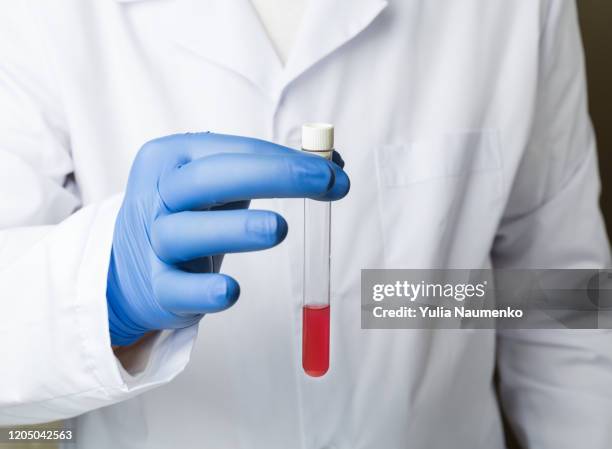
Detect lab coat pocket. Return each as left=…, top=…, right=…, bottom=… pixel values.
left=374, top=130, right=504, bottom=266
left=376, top=130, right=502, bottom=187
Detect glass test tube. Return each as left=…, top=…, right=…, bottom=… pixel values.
left=301, top=123, right=334, bottom=377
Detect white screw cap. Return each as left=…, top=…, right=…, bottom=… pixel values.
left=301, top=123, right=334, bottom=159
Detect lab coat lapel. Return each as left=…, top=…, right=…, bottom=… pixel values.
left=114, top=0, right=388, bottom=99
left=173, top=0, right=283, bottom=97
left=116, top=0, right=283, bottom=98
left=283, top=0, right=388, bottom=90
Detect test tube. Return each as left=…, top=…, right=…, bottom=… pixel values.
left=301, top=123, right=334, bottom=377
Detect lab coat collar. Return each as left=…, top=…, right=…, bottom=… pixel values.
left=115, top=0, right=388, bottom=100
left=283, top=0, right=388, bottom=93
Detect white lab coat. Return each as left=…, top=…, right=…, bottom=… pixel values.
left=0, top=0, right=611, bottom=448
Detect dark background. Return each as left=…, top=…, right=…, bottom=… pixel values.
left=579, top=0, right=612, bottom=237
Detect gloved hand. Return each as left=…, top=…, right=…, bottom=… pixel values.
left=107, top=132, right=349, bottom=346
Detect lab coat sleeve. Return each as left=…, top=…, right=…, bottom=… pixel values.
left=492, top=1, right=612, bottom=447
left=0, top=2, right=196, bottom=425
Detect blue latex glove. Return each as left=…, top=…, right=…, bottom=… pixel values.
left=107, top=132, right=349, bottom=346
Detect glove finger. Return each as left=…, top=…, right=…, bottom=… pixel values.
left=316, top=160, right=350, bottom=202
left=153, top=268, right=240, bottom=314
left=197, top=134, right=350, bottom=201
left=151, top=209, right=288, bottom=264
left=332, top=150, right=345, bottom=168
left=158, top=152, right=340, bottom=211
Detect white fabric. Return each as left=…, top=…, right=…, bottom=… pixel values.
left=0, top=0, right=611, bottom=448
left=251, top=0, right=306, bottom=64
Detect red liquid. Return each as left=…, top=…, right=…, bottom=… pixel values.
left=302, top=305, right=330, bottom=377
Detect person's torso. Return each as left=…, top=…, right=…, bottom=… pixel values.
left=36, top=0, right=549, bottom=447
